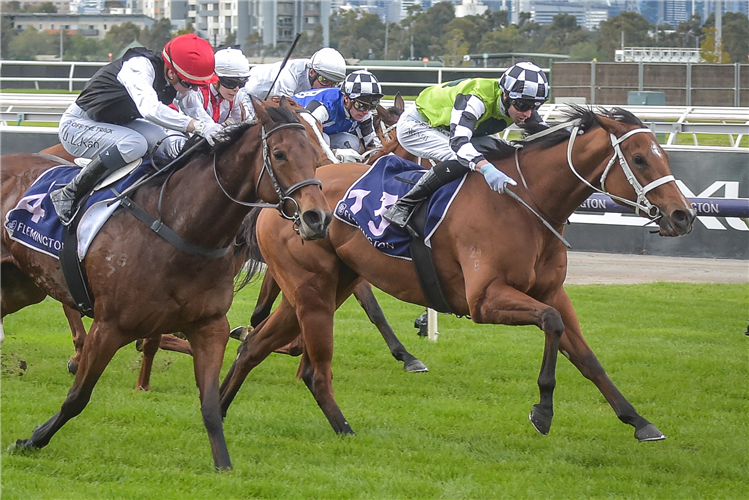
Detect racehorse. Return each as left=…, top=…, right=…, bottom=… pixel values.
left=0, top=98, right=331, bottom=470
left=36, top=95, right=427, bottom=387
left=218, top=106, right=695, bottom=441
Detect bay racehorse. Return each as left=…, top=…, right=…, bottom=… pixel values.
left=36, top=96, right=426, bottom=388
left=0, top=98, right=331, bottom=470
left=218, top=107, right=695, bottom=441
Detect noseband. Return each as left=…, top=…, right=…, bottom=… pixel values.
left=213, top=121, right=323, bottom=228
left=567, top=124, right=674, bottom=218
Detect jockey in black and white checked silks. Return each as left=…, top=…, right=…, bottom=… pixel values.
left=498, top=61, right=549, bottom=102
left=343, top=70, right=383, bottom=101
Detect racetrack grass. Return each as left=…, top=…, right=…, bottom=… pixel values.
left=1, top=280, right=747, bottom=499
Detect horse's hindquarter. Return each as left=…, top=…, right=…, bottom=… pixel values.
left=1, top=155, right=73, bottom=302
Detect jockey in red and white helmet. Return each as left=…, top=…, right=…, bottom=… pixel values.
left=53, top=34, right=221, bottom=224
left=177, top=47, right=254, bottom=128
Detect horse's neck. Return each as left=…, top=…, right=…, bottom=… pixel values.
left=518, top=127, right=613, bottom=223
left=147, top=150, right=258, bottom=249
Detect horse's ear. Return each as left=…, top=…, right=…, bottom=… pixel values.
left=394, top=93, right=404, bottom=111
left=594, top=112, right=628, bottom=136
left=252, top=97, right=269, bottom=123
left=279, top=96, right=291, bottom=110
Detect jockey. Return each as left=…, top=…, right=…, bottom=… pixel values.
left=241, top=47, right=346, bottom=99
left=292, top=69, right=383, bottom=154
left=52, top=34, right=221, bottom=225
left=383, top=61, right=550, bottom=228
left=175, top=47, right=253, bottom=129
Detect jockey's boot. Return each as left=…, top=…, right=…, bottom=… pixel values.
left=383, top=159, right=465, bottom=228
left=50, top=145, right=127, bottom=225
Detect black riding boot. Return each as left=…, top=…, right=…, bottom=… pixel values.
left=383, top=160, right=467, bottom=228
left=50, top=145, right=127, bottom=225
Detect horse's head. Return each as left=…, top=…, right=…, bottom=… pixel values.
left=374, top=92, right=405, bottom=145
left=584, top=108, right=695, bottom=236
left=245, top=98, right=332, bottom=240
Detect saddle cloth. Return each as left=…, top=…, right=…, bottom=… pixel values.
left=334, top=154, right=466, bottom=259
left=4, top=161, right=152, bottom=260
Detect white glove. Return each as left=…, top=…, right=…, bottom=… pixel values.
left=480, top=164, right=517, bottom=193
left=333, top=148, right=365, bottom=163
left=192, top=121, right=223, bottom=146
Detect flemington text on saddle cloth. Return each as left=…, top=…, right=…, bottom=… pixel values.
left=4, top=162, right=151, bottom=260
left=334, top=154, right=466, bottom=259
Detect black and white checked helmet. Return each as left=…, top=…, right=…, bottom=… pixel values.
left=342, top=70, right=383, bottom=100
left=498, top=61, right=549, bottom=102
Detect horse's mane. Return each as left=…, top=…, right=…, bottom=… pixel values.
left=521, top=105, right=644, bottom=151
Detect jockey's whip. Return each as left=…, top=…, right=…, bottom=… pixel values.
left=264, top=32, right=302, bottom=100
left=503, top=188, right=572, bottom=249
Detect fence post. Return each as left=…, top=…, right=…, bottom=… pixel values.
left=638, top=61, right=644, bottom=91
left=686, top=63, right=692, bottom=106
left=68, top=62, right=75, bottom=92
left=590, top=60, right=596, bottom=105
left=735, top=62, right=740, bottom=107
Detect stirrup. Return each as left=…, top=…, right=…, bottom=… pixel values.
left=383, top=204, right=412, bottom=228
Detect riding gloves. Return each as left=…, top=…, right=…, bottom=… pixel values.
left=193, top=121, right=224, bottom=146
left=480, top=164, right=516, bottom=193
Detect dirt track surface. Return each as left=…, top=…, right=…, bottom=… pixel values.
left=565, top=252, right=749, bottom=285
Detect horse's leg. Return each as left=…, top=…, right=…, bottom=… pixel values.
left=160, top=334, right=192, bottom=354
left=250, top=272, right=281, bottom=328
left=550, top=289, right=666, bottom=442
left=12, top=321, right=124, bottom=450
left=293, top=281, right=355, bottom=435
left=183, top=318, right=232, bottom=471
left=135, top=335, right=161, bottom=391
left=470, top=284, right=565, bottom=436
left=0, top=262, right=47, bottom=317
left=62, top=305, right=87, bottom=375
left=220, top=296, right=305, bottom=417
left=352, top=281, right=428, bottom=373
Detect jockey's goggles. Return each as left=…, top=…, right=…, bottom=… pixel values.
left=351, top=99, right=379, bottom=112
left=218, top=76, right=249, bottom=89
left=510, top=98, right=543, bottom=112
left=316, top=74, right=341, bottom=87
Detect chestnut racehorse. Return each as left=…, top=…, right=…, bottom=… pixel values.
left=219, top=107, right=695, bottom=441
left=0, top=99, right=331, bottom=470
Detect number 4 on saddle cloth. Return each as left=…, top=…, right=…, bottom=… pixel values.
left=5, top=159, right=152, bottom=261
left=334, top=154, right=467, bottom=260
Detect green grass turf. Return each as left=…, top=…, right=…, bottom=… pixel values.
left=1, top=279, right=747, bottom=499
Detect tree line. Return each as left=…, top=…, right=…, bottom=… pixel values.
left=1, top=1, right=747, bottom=65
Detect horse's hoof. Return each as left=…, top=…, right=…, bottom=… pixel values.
left=229, top=326, right=249, bottom=342
left=67, top=359, right=78, bottom=375
left=529, top=405, right=552, bottom=435
left=635, top=423, right=666, bottom=442
left=135, top=339, right=144, bottom=352
left=403, top=359, right=429, bottom=373
left=8, top=438, right=36, bottom=452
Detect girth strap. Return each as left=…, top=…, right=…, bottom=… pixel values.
left=120, top=197, right=230, bottom=259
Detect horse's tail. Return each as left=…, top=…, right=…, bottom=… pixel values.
left=233, top=207, right=265, bottom=293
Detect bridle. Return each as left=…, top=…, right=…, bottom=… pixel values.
left=213, top=121, right=323, bottom=229
left=566, top=122, right=674, bottom=218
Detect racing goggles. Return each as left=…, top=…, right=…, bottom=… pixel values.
left=316, top=74, right=341, bottom=87
left=351, top=99, right=379, bottom=112
left=218, top=76, right=249, bottom=89
left=510, top=98, right=543, bottom=112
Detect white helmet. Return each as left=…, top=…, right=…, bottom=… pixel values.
left=309, top=47, right=347, bottom=83
left=214, top=48, right=250, bottom=78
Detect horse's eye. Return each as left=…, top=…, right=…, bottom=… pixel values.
left=273, top=150, right=286, bottom=161
left=632, top=154, right=647, bottom=168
